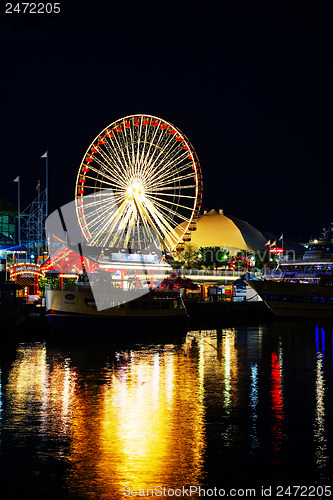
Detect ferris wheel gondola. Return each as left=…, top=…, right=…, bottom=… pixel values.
left=75, top=114, right=203, bottom=253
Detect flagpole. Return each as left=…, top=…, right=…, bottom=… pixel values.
left=18, top=176, right=21, bottom=245
left=46, top=150, right=48, bottom=218
left=279, top=233, right=284, bottom=252
left=17, top=176, right=21, bottom=245
left=37, top=178, right=40, bottom=259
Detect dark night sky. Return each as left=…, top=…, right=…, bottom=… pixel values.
left=1, top=1, right=332, bottom=242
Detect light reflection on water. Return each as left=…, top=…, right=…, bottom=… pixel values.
left=314, top=326, right=329, bottom=481
left=249, top=362, right=258, bottom=452
left=67, top=346, right=206, bottom=498
left=0, top=323, right=332, bottom=499
left=270, top=342, right=284, bottom=462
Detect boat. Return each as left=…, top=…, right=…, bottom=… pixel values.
left=45, top=282, right=189, bottom=335
left=246, top=225, right=333, bottom=318
left=0, top=281, right=44, bottom=327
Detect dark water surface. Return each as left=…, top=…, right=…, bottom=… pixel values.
left=0, top=320, right=332, bottom=499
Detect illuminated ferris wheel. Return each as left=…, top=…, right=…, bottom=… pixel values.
left=75, top=114, right=203, bottom=252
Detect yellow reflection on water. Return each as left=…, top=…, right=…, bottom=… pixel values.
left=66, top=345, right=206, bottom=499
left=2, top=331, right=239, bottom=498
left=46, top=357, right=77, bottom=437
left=221, top=329, right=238, bottom=412
left=187, top=329, right=238, bottom=448
left=4, top=343, right=78, bottom=445
left=5, top=343, right=48, bottom=429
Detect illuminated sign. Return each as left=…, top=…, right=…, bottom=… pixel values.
left=269, top=248, right=284, bottom=254
left=111, top=253, right=158, bottom=262
left=8, top=263, right=44, bottom=277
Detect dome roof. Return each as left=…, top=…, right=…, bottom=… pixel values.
left=184, top=209, right=267, bottom=252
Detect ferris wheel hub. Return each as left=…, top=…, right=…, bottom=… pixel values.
left=127, top=180, right=144, bottom=198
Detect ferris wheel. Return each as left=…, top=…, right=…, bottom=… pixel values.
left=75, top=114, right=203, bottom=253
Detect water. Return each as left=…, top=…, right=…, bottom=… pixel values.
left=0, top=320, right=332, bottom=499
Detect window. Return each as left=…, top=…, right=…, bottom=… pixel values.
left=0, top=215, right=16, bottom=240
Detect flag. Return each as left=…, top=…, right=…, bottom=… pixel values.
left=264, top=240, right=271, bottom=246
left=13, top=176, right=19, bottom=182
left=40, top=151, right=48, bottom=158
left=36, top=180, right=40, bottom=191
left=271, top=240, right=276, bottom=247
left=279, top=234, right=283, bottom=240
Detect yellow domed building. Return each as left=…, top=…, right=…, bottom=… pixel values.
left=179, top=209, right=267, bottom=254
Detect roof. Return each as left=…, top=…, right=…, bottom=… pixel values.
left=182, top=209, right=267, bottom=252
left=0, top=197, right=17, bottom=216
left=0, top=245, right=28, bottom=253
left=41, top=244, right=99, bottom=274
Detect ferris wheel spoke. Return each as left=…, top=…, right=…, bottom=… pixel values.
left=140, top=199, right=176, bottom=243
left=79, top=173, right=122, bottom=190
left=88, top=157, right=130, bottom=190
left=142, top=138, right=183, bottom=181
left=84, top=205, right=120, bottom=233
left=155, top=148, right=192, bottom=172
left=143, top=196, right=192, bottom=228
left=140, top=129, right=177, bottom=179
left=145, top=154, right=192, bottom=186
left=152, top=157, right=193, bottom=180
left=150, top=173, right=197, bottom=191
left=120, top=127, right=134, bottom=176
left=137, top=123, right=167, bottom=180
left=146, top=197, right=193, bottom=222
left=97, top=147, right=131, bottom=187
left=91, top=201, right=129, bottom=246
left=105, top=131, right=132, bottom=175
left=134, top=202, right=159, bottom=245
left=86, top=210, right=122, bottom=234
left=148, top=207, right=186, bottom=237
left=83, top=194, right=124, bottom=225
left=139, top=125, right=161, bottom=174
left=138, top=134, right=153, bottom=180
left=146, top=192, right=188, bottom=210
left=146, top=182, right=196, bottom=193
left=126, top=124, right=137, bottom=176
left=82, top=197, right=119, bottom=216
left=146, top=190, right=196, bottom=200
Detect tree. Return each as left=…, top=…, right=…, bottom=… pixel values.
left=199, top=246, right=229, bottom=269
left=178, top=243, right=201, bottom=269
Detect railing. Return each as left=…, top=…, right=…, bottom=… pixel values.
left=176, top=268, right=263, bottom=278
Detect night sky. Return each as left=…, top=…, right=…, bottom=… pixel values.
left=1, top=2, right=332, bottom=242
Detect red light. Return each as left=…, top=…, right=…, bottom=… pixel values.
left=269, top=248, right=284, bottom=254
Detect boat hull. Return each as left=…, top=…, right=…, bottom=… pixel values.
left=246, top=280, right=333, bottom=318
left=45, top=287, right=188, bottom=335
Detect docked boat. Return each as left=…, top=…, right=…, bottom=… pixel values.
left=247, top=225, right=333, bottom=318
left=45, top=283, right=189, bottom=334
